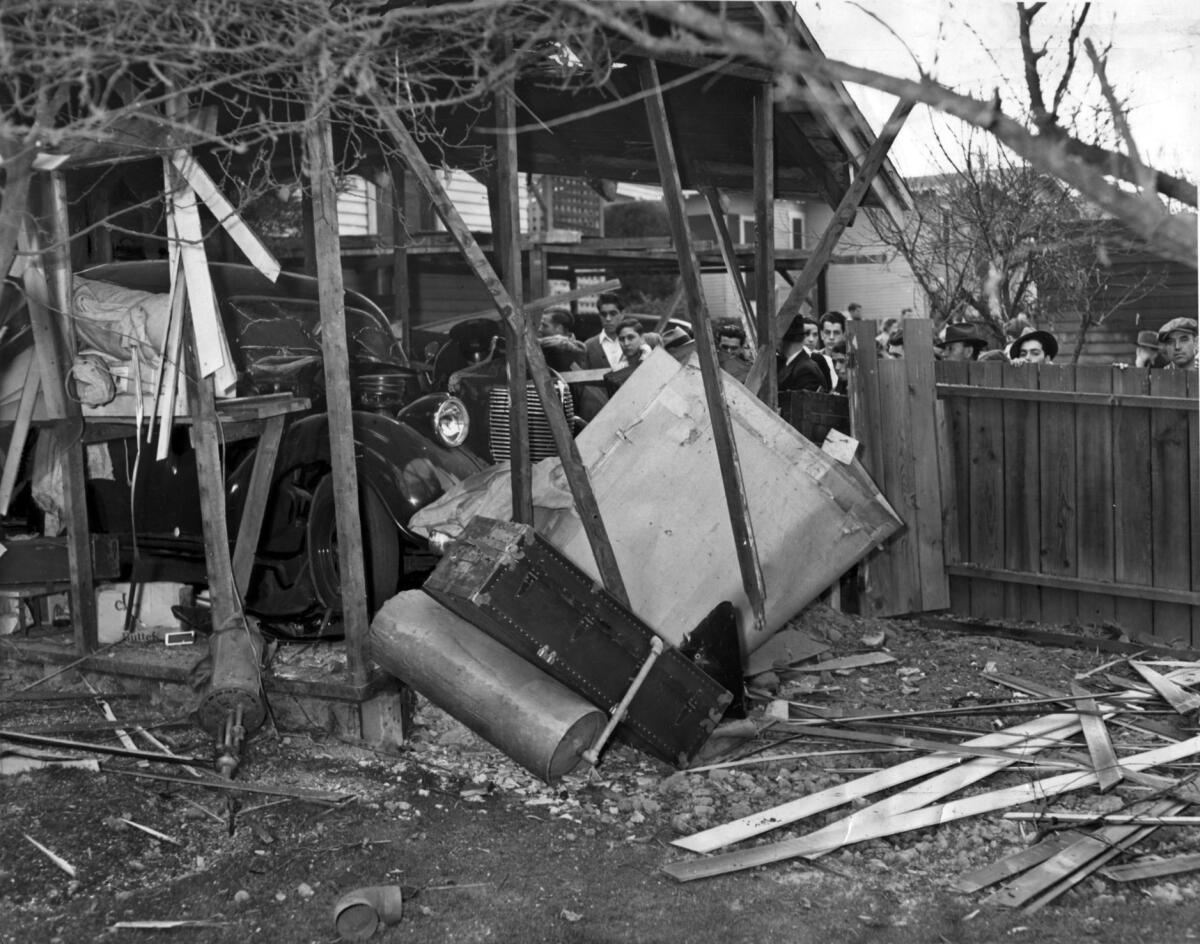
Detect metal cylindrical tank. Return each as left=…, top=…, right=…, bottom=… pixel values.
left=370, top=591, right=604, bottom=782
left=195, top=617, right=267, bottom=740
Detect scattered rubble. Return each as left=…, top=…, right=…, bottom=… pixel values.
left=6, top=605, right=1200, bottom=940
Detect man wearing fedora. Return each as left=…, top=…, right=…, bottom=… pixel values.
left=1009, top=329, right=1058, bottom=365
left=1159, top=317, right=1198, bottom=370
left=936, top=323, right=988, bottom=362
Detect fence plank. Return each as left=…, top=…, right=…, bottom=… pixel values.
left=879, top=357, right=922, bottom=613
left=905, top=322, right=949, bottom=611
left=1038, top=365, right=1078, bottom=624
left=1149, top=368, right=1193, bottom=644
left=967, top=361, right=1006, bottom=619
left=934, top=397, right=959, bottom=592
left=850, top=321, right=899, bottom=616
left=938, top=360, right=972, bottom=616
left=1002, top=362, right=1043, bottom=622
left=1111, top=368, right=1155, bottom=637
left=1074, top=365, right=1116, bottom=625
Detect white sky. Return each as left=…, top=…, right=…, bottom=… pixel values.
left=804, top=0, right=1200, bottom=180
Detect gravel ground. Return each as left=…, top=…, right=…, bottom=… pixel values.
left=4, top=602, right=1200, bottom=942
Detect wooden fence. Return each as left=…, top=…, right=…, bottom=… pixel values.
left=846, top=320, right=1199, bottom=646
left=937, top=360, right=1199, bottom=645
left=847, top=320, right=950, bottom=618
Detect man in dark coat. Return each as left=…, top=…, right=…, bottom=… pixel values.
left=777, top=318, right=828, bottom=392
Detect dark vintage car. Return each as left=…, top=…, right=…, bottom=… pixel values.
left=2, top=262, right=488, bottom=633
left=415, top=311, right=694, bottom=465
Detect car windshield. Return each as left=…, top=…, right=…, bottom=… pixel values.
left=223, top=295, right=403, bottom=374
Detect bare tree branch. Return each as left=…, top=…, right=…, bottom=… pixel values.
left=579, top=0, right=1196, bottom=263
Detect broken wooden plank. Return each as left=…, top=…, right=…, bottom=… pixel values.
left=1070, top=681, right=1123, bottom=791
left=119, top=817, right=183, bottom=847
left=672, top=712, right=1081, bottom=854
left=743, top=628, right=829, bottom=676
left=953, top=831, right=1087, bottom=893
left=1130, top=661, right=1200, bottom=714
left=662, top=734, right=1200, bottom=882
left=0, top=730, right=206, bottom=766
left=984, top=671, right=1180, bottom=741
left=790, top=652, right=897, bottom=673
left=101, top=764, right=353, bottom=803
left=1102, top=852, right=1200, bottom=883
left=985, top=799, right=1183, bottom=911
left=1005, top=811, right=1200, bottom=827
left=166, top=161, right=236, bottom=390
left=791, top=724, right=1086, bottom=770
left=169, top=153, right=280, bottom=282
left=0, top=357, right=40, bottom=514
left=918, top=616, right=1200, bottom=661
left=23, top=833, right=75, bottom=877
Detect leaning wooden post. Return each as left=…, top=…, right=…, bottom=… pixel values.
left=382, top=161, right=412, bottom=354
left=491, top=46, right=533, bottom=524
left=637, top=58, right=767, bottom=634
left=23, top=182, right=98, bottom=653
left=365, top=87, right=630, bottom=607
left=304, top=107, right=371, bottom=685
left=702, top=187, right=756, bottom=346
left=752, top=83, right=777, bottom=408
left=744, top=99, right=913, bottom=396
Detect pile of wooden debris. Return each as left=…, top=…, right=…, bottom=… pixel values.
left=664, top=646, right=1200, bottom=913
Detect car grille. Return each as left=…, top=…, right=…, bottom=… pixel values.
left=487, top=381, right=575, bottom=463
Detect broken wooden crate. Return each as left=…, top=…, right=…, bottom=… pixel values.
left=422, top=515, right=733, bottom=767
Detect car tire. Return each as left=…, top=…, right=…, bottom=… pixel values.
left=306, top=475, right=402, bottom=614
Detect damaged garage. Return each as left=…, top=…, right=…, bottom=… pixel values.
left=1, top=2, right=1198, bottom=941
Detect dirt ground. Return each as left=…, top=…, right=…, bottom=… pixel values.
left=3, top=605, right=1200, bottom=944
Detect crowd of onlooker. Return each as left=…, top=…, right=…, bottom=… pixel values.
left=770, top=304, right=1198, bottom=395
left=534, top=294, right=1198, bottom=419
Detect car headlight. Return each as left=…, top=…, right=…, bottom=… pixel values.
left=433, top=396, right=470, bottom=447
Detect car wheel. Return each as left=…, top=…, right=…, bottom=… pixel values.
left=306, top=474, right=402, bottom=614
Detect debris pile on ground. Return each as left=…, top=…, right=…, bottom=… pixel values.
left=6, top=605, right=1200, bottom=941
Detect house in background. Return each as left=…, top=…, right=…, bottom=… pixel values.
left=684, top=191, right=925, bottom=325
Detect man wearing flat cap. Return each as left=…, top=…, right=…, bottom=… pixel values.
left=1158, top=317, right=1198, bottom=370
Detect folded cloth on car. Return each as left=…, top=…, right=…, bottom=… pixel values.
left=72, top=276, right=170, bottom=364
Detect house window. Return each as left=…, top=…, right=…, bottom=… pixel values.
left=790, top=215, right=805, bottom=250
left=726, top=214, right=756, bottom=245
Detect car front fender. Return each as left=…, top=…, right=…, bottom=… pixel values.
left=227, top=410, right=487, bottom=546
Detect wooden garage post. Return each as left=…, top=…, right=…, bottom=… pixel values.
left=364, top=88, right=629, bottom=608
left=744, top=99, right=913, bottom=396
left=492, top=46, right=534, bottom=525
left=304, top=109, right=371, bottom=685
left=638, top=58, right=767, bottom=634
left=702, top=187, right=756, bottom=346
left=752, top=83, right=777, bottom=409
left=23, top=180, right=98, bottom=653
left=380, top=162, right=412, bottom=354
